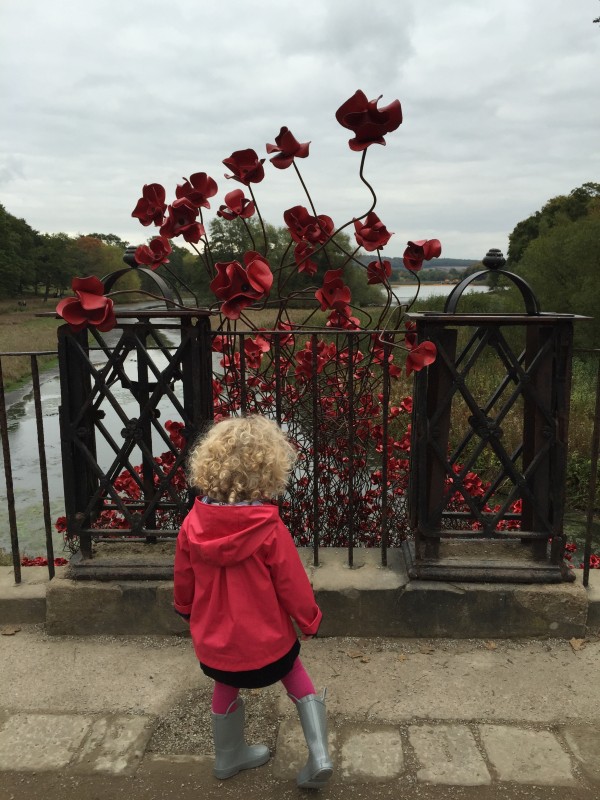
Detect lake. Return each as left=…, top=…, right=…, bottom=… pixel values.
left=387, top=283, right=489, bottom=303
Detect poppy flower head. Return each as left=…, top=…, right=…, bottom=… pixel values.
left=175, top=172, right=218, bottom=209
left=217, top=189, right=255, bottom=220
left=366, top=259, right=392, bottom=284
left=56, top=276, right=116, bottom=333
left=403, top=239, right=442, bottom=272
left=336, top=90, right=402, bottom=151
left=294, top=242, right=318, bottom=275
left=134, top=236, right=172, bottom=270
left=267, top=127, right=310, bottom=169
left=209, top=251, right=273, bottom=320
left=160, top=198, right=205, bottom=244
left=131, top=183, right=167, bottom=227
left=284, top=205, right=334, bottom=246
left=223, top=149, right=265, bottom=185
left=406, top=341, right=437, bottom=376
left=354, top=212, right=393, bottom=252
left=315, top=269, right=352, bottom=312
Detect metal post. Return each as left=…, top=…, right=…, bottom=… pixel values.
left=311, top=334, right=320, bottom=567
left=0, top=358, right=21, bottom=584
left=31, top=355, right=55, bottom=579
left=583, top=353, right=600, bottom=587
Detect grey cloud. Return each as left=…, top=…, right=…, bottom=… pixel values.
left=1, top=0, right=599, bottom=260
left=0, top=156, right=25, bottom=186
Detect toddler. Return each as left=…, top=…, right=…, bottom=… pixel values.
left=174, top=415, right=333, bottom=789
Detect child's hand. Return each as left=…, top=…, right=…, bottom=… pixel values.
left=301, top=634, right=313, bottom=641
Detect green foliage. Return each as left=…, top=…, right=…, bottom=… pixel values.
left=507, top=183, right=600, bottom=266
left=514, top=212, right=600, bottom=346
left=503, top=182, right=600, bottom=347
left=0, top=204, right=41, bottom=296
left=0, top=210, right=144, bottom=300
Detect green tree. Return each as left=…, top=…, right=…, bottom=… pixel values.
left=86, top=232, right=129, bottom=248
left=0, top=204, right=42, bottom=296
left=507, top=183, right=600, bottom=266
left=514, top=209, right=600, bottom=346
left=35, top=233, right=79, bottom=300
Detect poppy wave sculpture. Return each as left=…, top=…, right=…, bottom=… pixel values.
left=55, top=91, right=453, bottom=551
left=57, top=89, right=442, bottom=377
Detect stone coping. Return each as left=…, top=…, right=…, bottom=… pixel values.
left=1, top=554, right=598, bottom=638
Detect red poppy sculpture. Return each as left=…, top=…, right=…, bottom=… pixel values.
left=56, top=276, right=116, bottom=333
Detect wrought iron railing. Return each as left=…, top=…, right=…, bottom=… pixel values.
left=0, top=351, right=57, bottom=583
left=56, top=317, right=409, bottom=570
left=1, top=343, right=599, bottom=586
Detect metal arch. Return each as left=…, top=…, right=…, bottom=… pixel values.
left=101, top=267, right=183, bottom=308
left=444, top=269, right=541, bottom=315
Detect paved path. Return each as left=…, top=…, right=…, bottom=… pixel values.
left=0, top=709, right=599, bottom=797
left=1, top=627, right=599, bottom=798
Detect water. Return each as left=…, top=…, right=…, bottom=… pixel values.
left=0, top=371, right=66, bottom=558
left=388, top=283, right=489, bottom=303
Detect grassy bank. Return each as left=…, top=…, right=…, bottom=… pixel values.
left=0, top=297, right=61, bottom=389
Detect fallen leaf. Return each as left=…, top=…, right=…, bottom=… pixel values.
left=485, top=641, right=497, bottom=650
left=569, top=638, right=587, bottom=652
left=347, top=651, right=363, bottom=659
left=0, top=625, right=21, bottom=636
left=419, top=645, right=435, bottom=654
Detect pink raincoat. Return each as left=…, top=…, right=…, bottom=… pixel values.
left=173, top=500, right=322, bottom=671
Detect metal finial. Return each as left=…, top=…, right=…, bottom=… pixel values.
left=123, top=245, right=139, bottom=268
left=482, top=248, right=506, bottom=270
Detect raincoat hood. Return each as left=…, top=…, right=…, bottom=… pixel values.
left=184, top=499, right=280, bottom=566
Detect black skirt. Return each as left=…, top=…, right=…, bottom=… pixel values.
left=200, top=639, right=301, bottom=689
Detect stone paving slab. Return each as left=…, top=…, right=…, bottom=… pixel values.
left=0, top=713, right=154, bottom=774
left=0, top=714, right=93, bottom=771
left=479, top=724, right=576, bottom=785
left=1, top=709, right=600, bottom=792
left=409, top=723, right=491, bottom=785
left=562, top=725, right=600, bottom=784
left=271, top=719, right=597, bottom=789
left=73, top=714, right=155, bottom=775
left=339, top=728, right=404, bottom=781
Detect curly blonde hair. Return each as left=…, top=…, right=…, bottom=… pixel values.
left=187, top=415, right=297, bottom=503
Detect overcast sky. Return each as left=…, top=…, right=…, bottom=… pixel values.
left=1, top=0, right=599, bottom=260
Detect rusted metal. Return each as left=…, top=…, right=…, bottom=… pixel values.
left=406, top=250, right=584, bottom=583
left=347, top=333, right=356, bottom=568
left=311, top=333, right=320, bottom=567
left=380, top=337, right=390, bottom=567
left=1, top=325, right=597, bottom=583
left=30, top=355, right=55, bottom=579
left=0, top=358, right=21, bottom=584
left=583, top=352, right=600, bottom=587
left=58, top=311, right=214, bottom=578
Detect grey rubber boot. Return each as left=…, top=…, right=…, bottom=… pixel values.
left=292, top=690, right=334, bottom=789
left=211, top=697, right=270, bottom=780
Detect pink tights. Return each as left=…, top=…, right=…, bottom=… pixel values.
left=211, top=657, right=316, bottom=714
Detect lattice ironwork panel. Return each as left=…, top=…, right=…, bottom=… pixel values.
left=407, top=313, right=575, bottom=582
left=58, top=312, right=213, bottom=556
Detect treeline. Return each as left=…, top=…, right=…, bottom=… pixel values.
left=0, top=207, right=384, bottom=307
left=0, top=205, right=140, bottom=299
left=414, top=182, right=600, bottom=348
